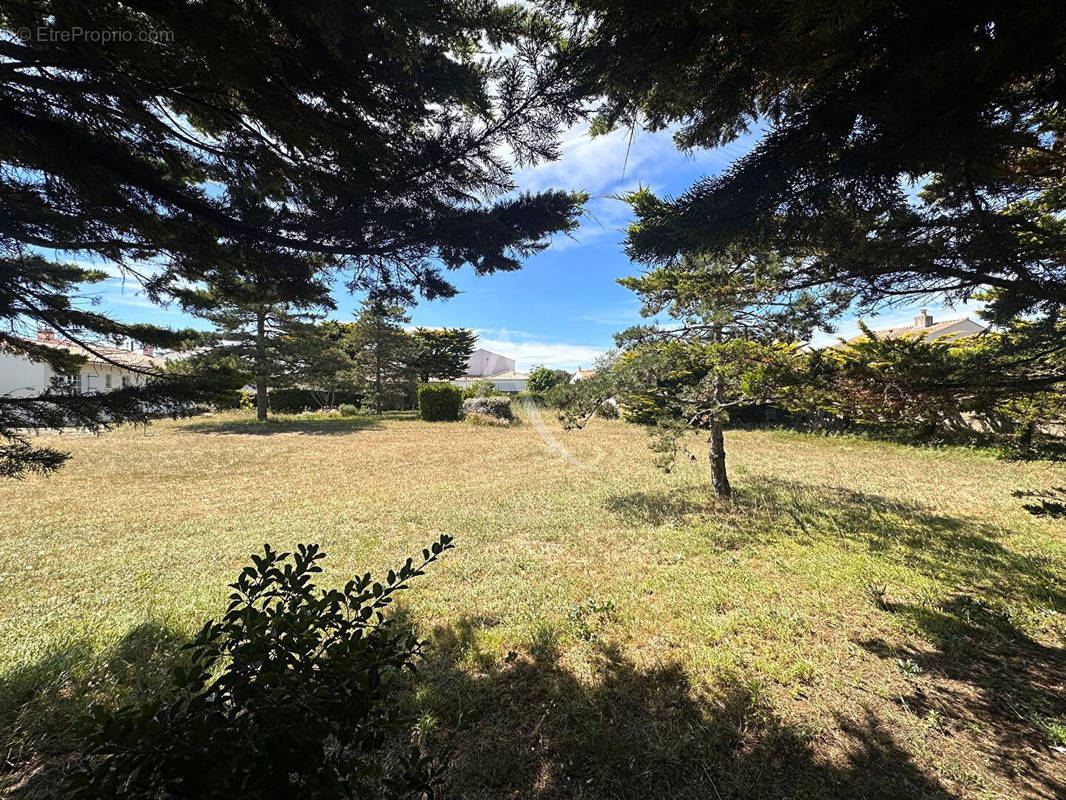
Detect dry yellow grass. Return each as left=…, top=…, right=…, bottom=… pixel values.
left=1, top=410, right=1064, bottom=798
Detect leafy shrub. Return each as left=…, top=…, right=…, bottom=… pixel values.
left=339, top=403, right=359, bottom=417
left=463, top=396, right=513, bottom=421
left=212, top=389, right=255, bottom=410
left=461, top=379, right=501, bottom=399
left=526, top=366, right=560, bottom=393
left=543, top=382, right=576, bottom=409
left=418, top=383, right=462, bottom=421
left=268, top=388, right=363, bottom=413
left=595, top=400, right=620, bottom=419
left=66, top=537, right=454, bottom=799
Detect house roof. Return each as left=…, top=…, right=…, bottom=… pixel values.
left=573, top=368, right=596, bottom=379
left=846, top=316, right=986, bottom=344
left=30, top=337, right=165, bottom=370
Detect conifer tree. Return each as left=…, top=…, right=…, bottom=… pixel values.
left=411, top=328, right=477, bottom=383
left=0, top=1, right=587, bottom=474
left=342, top=303, right=420, bottom=414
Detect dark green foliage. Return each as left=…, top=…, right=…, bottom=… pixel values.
left=267, top=388, right=364, bottom=414
left=462, top=396, right=514, bottom=421
left=65, top=536, right=455, bottom=799
left=342, top=303, right=420, bottom=414
left=461, top=379, right=503, bottom=399
left=0, top=1, right=587, bottom=475
left=569, top=0, right=1066, bottom=419
left=543, top=382, right=578, bottom=409
left=791, top=319, right=1066, bottom=454
left=526, top=366, right=563, bottom=393
left=573, top=0, right=1066, bottom=319
left=595, top=400, right=620, bottom=420
left=418, top=384, right=463, bottom=422
left=411, top=329, right=477, bottom=382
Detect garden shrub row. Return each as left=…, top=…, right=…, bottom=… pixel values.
left=418, top=383, right=462, bottom=421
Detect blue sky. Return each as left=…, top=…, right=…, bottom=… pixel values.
left=86, top=124, right=977, bottom=371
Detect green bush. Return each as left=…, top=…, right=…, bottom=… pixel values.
left=67, top=538, right=453, bottom=799
left=268, top=388, right=362, bottom=413
left=338, top=404, right=359, bottom=417
left=461, top=379, right=501, bottom=399
left=418, top=383, right=462, bottom=421
left=596, top=400, right=620, bottom=419
left=543, top=382, right=576, bottom=409
left=463, top=396, right=513, bottom=421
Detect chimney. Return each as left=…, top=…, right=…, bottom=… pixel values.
left=142, top=343, right=154, bottom=357
left=914, top=309, right=933, bottom=328
left=36, top=326, right=56, bottom=342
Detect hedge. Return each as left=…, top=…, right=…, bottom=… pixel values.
left=418, top=383, right=462, bottom=421
left=268, top=388, right=363, bottom=413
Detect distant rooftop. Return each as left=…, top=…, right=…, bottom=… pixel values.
left=846, top=310, right=986, bottom=344
left=27, top=329, right=164, bottom=370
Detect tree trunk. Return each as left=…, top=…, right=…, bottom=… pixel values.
left=708, top=371, right=731, bottom=498
left=708, top=418, right=731, bottom=498
left=255, top=307, right=268, bottom=422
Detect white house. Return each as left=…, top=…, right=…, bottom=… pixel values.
left=570, top=366, right=596, bottom=383
left=0, top=328, right=164, bottom=398
left=847, top=309, right=986, bottom=343
left=449, top=348, right=528, bottom=393
left=464, top=348, right=516, bottom=378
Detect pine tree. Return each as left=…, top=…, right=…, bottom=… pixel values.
left=607, top=250, right=842, bottom=497
left=568, top=0, right=1066, bottom=384
left=411, top=328, right=477, bottom=382
left=343, top=303, right=420, bottom=414
left=0, top=1, right=587, bottom=474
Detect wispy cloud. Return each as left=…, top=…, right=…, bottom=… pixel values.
left=476, top=335, right=607, bottom=372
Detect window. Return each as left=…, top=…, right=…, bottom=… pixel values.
left=105, top=374, right=112, bottom=389
left=121, top=375, right=130, bottom=388
left=85, top=374, right=99, bottom=394
left=51, top=374, right=80, bottom=394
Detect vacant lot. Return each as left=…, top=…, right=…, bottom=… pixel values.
left=1, top=411, right=1064, bottom=799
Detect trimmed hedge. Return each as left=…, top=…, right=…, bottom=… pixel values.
left=268, top=388, right=363, bottom=413
left=462, top=395, right=513, bottom=421
left=418, top=383, right=462, bottom=421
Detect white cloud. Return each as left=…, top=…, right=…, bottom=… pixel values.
left=476, top=335, right=607, bottom=372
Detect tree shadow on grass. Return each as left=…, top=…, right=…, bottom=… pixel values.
left=0, top=623, right=186, bottom=799
left=858, top=598, right=1066, bottom=800
left=180, top=415, right=392, bottom=436
left=412, top=615, right=959, bottom=799
left=604, top=479, right=1066, bottom=798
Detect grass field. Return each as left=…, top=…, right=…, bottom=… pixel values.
left=1, top=410, right=1064, bottom=799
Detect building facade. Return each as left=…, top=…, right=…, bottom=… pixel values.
left=0, top=329, right=163, bottom=398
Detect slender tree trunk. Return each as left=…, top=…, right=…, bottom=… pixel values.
left=374, top=335, right=383, bottom=414
left=708, top=372, right=731, bottom=498
left=255, top=306, right=268, bottom=422
left=708, top=419, right=731, bottom=498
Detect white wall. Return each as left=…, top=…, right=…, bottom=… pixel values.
left=466, top=349, right=516, bottom=377
left=0, top=350, right=48, bottom=397
left=0, top=351, right=146, bottom=397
